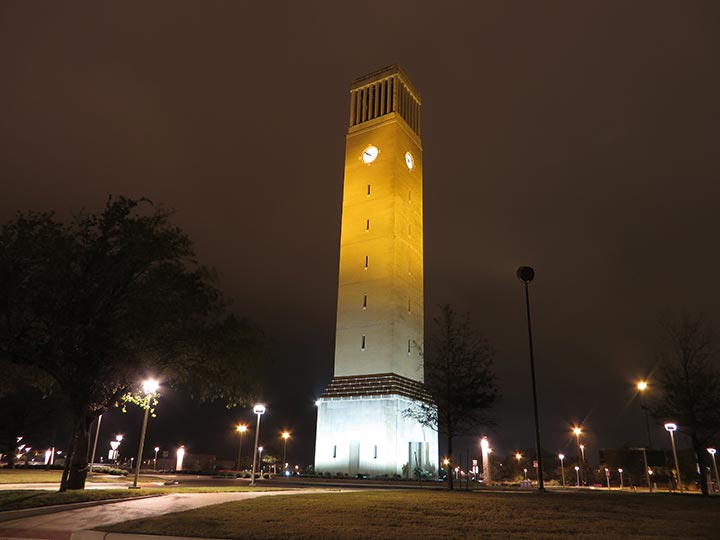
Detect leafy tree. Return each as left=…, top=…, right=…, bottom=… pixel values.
left=650, top=315, right=720, bottom=496
left=0, top=197, right=262, bottom=490
left=405, top=305, right=498, bottom=490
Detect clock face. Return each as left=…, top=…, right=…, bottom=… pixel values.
left=405, top=151, right=414, bottom=170
left=361, top=145, right=379, bottom=164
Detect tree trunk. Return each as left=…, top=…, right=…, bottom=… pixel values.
left=692, top=433, right=709, bottom=496
left=447, top=433, right=454, bottom=491
left=62, top=416, right=91, bottom=491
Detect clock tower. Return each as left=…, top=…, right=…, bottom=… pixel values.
left=314, top=65, right=438, bottom=477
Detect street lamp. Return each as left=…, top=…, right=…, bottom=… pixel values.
left=154, top=447, right=160, bottom=470
left=523, top=468, right=528, bottom=480
left=89, top=414, right=103, bottom=473
left=574, top=465, right=580, bottom=487
left=559, top=454, right=566, bottom=487
left=517, top=265, right=545, bottom=492
left=664, top=422, right=682, bottom=492
left=618, top=468, right=624, bottom=490
left=281, top=431, right=291, bottom=474
left=573, top=427, right=585, bottom=486
left=636, top=381, right=652, bottom=448
left=707, top=448, right=719, bottom=493
left=236, top=425, right=248, bottom=471
left=605, top=468, right=611, bottom=489
left=258, top=446, right=264, bottom=474
left=132, top=378, right=159, bottom=489
left=250, top=404, right=265, bottom=486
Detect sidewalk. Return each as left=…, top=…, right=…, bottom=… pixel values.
left=0, top=489, right=341, bottom=540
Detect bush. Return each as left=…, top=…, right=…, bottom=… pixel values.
left=91, top=466, right=128, bottom=476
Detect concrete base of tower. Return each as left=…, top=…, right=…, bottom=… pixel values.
left=314, top=394, right=438, bottom=478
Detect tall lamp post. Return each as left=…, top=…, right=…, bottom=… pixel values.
left=89, top=414, right=103, bottom=473
left=664, top=422, right=682, bottom=492
left=707, top=448, right=718, bottom=493
left=574, top=466, right=580, bottom=487
left=132, top=379, right=159, bottom=489
left=636, top=381, right=652, bottom=448
left=281, top=431, right=291, bottom=473
left=517, top=266, right=545, bottom=492
left=559, top=454, right=566, bottom=487
left=153, top=447, right=160, bottom=470
left=236, top=425, right=248, bottom=471
left=250, top=404, right=265, bottom=486
left=573, top=427, right=584, bottom=486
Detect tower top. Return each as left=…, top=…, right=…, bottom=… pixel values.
left=348, top=64, right=420, bottom=136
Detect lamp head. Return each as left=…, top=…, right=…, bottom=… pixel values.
left=480, top=437, right=489, bottom=451
left=574, top=466, right=580, bottom=471
left=516, top=266, right=535, bottom=283
left=573, top=427, right=582, bottom=436
left=618, top=468, right=623, bottom=473
left=282, top=431, right=291, bottom=440
left=154, top=446, right=160, bottom=452
left=558, top=454, right=565, bottom=460
left=254, top=404, right=266, bottom=415
left=708, top=448, right=717, bottom=456
left=664, top=422, right=677, bottom=432
left=637, top=381, right=648, bottom=392
left=143, top=379, right=159, bottom=394
left=515, top=452, right=522, bottom=461
left=237, top=424, right=248, bottom=433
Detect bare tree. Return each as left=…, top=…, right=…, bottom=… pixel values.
left=651, top=315, right=720, bottom=496
left=405, top=305, right=498, bottom=490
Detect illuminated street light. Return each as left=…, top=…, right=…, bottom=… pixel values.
left=573, top=427, right=585, bottom=486
left=250, top=404, right=265, bottom=486
left=707, top=449, right=719, bottom=493
left=618, top=468, right=624, bottom=490
left=131, top=379, right=159, bottom=489
left=154, top=446, right=160, bottom=470
left=664, top=423, right=683, bottom=492
left=515, top=452, right=522, bottom=462
left=636, top=381, right=652, bottom=447
left=605, top=468, right=611, bottom=489
left=558, top=454, right=566, bottom=487
left=176, top=446, right=185, bottom=471
left=574, top=465, right=580, bottom=487
left=281, top=431, right=291, bottom=474
left=236, top=424, right=248, bottom=471
left=109, top=435, right=123, bottom=464
left=517, top=266, right=545, bottom=492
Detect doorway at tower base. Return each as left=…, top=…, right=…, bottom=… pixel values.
left=315, top=390, right=438, bottom=478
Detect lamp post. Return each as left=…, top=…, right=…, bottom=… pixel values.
left=250, top=404, right=265, bottom=486
left=707, top=449, right=718, bottom=494
left=89, top=414, right=103, bottom=473
left=574, top=466, right=580, bottom=487
left=636, top=381, right=652, bottom=448
left=573, top=427, right=585, bottom=486
left=236, top=425, right=248, bottom=471
left=258, top=446, right=264, bottom=474
left=517, top=266, right=545, bottom=492
left=605, top=468, right=611, bottom=489
left=281, top=431, right=291, bottom=474
left=132, top=379, right=159, bottom=489
left=559, top=454, right=566, bottom=487
left=664, top=422, right=682, bottom=492
left=153, top=447, right=159, bottom=470
left=618, top=468, right=624, bottom=490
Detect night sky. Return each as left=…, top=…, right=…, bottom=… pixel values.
left=2, top=2, right=719, bottom=467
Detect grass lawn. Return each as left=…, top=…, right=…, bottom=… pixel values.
left=0, top=486, right=289, bottom=512
left=105, top=490, right=720, bottom=539
left=0, top=469, right=167, bottom=484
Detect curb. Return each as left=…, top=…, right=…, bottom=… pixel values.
left=0, top=495, right=163, bottom=523
left=73, top=532, right=228, bottom=540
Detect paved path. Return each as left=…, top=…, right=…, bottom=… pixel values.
left=0, top=489, right=341, bottom=540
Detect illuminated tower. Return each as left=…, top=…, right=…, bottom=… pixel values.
left=314, top=65, right=438, bottom=477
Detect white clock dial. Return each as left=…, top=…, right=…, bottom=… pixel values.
left=405, top=151, right=414, bottom=170
left=361, top=145, right=379, bottom=164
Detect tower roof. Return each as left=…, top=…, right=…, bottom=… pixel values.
left=350, top=64, right=421, bottom=103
